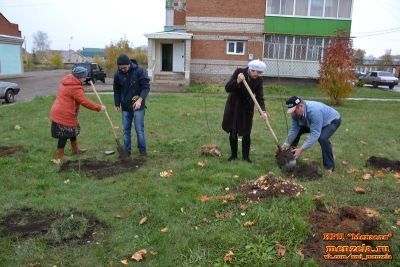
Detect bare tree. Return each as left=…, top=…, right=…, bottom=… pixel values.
left=353, top=49, right=366, bottom=65
left=32, top=31, right=51, bottom=63
left=380, top=49, right=393, bottom=65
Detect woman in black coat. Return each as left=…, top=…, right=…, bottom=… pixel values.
left=222, top=60, right=268, bottom=162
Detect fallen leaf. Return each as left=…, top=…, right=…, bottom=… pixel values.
left=198, top=195, right=211, bottom=202
left=197, top=160, right=207, bottom=167
left=354, top=186, right=366, bottom=194
left=114, top=214, right=122, bottom=219
left=243, top=221, right=255, bottom=227
left=365, top=208, right=380, bottom=218
left=239, top=204, right=248, bottom=210
left=347, top=167, right=360, bottom=174
left=215, top=211, right=223, bottom=219
left=63, top=179, right=70, bottom=184
left=14, top=124, right=22, bottom=130
left=397, top=220, right=400, bottom=227
left=297, top=249, right=304, bottom=259
left=139, top=216, right=148, bottom=225
left=362, top=173, right=372, bottom=180
left=223, top=250, right=234, bottom=263
left=224, top=211, right=234, bottom=218
left=393, top=172, right=400, bottom=179
left=341, top=160, right=349, bottom=165
left=203, top=218, right=211, bottom=224
left=240, top=212, right=245, bottom=216
left=360, top=140, right=368, bottom=145
left=150, top=251, right=158, bottom=256
left=394, top=208, right=400, bottom=215
left=131, top=249, right=147, bottom=261
left=120, top=259, right=128, bottom=265
left=312, top=195, right=321, bottom=201
left=160, top=169, right=173, bottom=178
left=160, top=227, right=169, bottom=233
left=225, top=187, right=230, bottom=191
left=373, top=170, right=385, bottom=178
left=233, top=175, right=239, bottom=178
left=276, top=244, right=286, bottom=257
left=51, top=158, right=61, bottom=165
left=215, top=193, right=236, bottom=202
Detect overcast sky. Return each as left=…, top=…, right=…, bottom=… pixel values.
left=1, top=0, right=399, bottom=57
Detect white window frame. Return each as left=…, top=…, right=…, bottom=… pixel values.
left=226, top=41, right=245, bottom=55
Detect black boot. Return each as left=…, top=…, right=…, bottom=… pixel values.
left=228, top=134, right=238, bottom=161
left=242, top=135, right=252, bottom=163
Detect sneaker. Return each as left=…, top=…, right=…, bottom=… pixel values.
left=243, top=158, right=252, bottom=163
left=139, top=151, right=147, bottom=157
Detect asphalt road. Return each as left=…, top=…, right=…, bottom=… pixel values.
left=1, top=70, right=113, bottom=104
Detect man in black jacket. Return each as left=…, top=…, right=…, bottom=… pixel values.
left=222, top=59, right=268, bottom=163
left=113, top=54, right=150, bottom=156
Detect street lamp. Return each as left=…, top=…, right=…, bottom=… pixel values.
left=68, top=36, right=73, bottom=62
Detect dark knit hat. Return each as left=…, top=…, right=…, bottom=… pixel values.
left=286, top=96, right=302, bottom=113
left=72, top=66, right=88, bottom=79
left=117, top=54, right=131, bottom=65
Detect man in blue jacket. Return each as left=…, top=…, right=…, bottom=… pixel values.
left=282, top=96, right=341, bottom=171
left=113, top=54, right=150, bottom=156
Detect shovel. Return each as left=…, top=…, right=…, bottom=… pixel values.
left=242, top=79, right=296, bottom=170
left=89, top=81, right=130, bottom=160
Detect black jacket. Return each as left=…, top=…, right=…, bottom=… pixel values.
left=222, top=67, right=266, bottom=136
left=113, top=60, right=150, bottom=112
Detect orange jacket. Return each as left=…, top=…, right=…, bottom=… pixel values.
left=50, top=74, right=101, bottom=127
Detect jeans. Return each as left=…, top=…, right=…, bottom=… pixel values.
left=291, top=118, right=341, bottom=169
left=122, top=109, right=146, bottom=154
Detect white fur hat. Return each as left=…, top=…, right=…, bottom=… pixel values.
left=248, top=59, right=266, bottom=73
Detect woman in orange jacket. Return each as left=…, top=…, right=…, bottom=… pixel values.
left=50, top=66, right=105, bottom=159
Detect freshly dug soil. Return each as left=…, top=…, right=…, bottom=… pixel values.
left=0, top=207, right=104, bottom=245
left=0, top=146, right=23, bottom=157
left=59, top=158, right=145, bottom=179
left=275, top=148, right=295, bottom=169
left=366, top=156, right=400, bottom=172
left=285, top=162, right=323, bottom=180
left=235, top=173, right=306, bottom=201
left=200, top=144, right=222, bottom=157
left=303, top=205, right=383, bottom=267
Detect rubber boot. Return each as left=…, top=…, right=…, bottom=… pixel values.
left=55, top=148, right=70, bottom=160
left=71, top=140, right=87, bottom=154
left=242, top=136, right=252, bottom=163
left=228, top=135, right=238, bottom=161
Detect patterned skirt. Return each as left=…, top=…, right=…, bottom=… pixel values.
left=51, top=121, right=80, bottom=139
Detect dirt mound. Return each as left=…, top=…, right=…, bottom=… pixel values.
left=303, top=205, right=383, bottom=267
left=285, top=162, right=322, bottom=180
left=275, top=148, right=295, bottom=169
left=366, top=156, right=400, bottom=172
left=1, top=207, right=104, bottom=245
left=59, top=158, right=145, bottom=179
left=0, top=146, right=23, bottom=156
left=200, top=144, right=222, bottom=157
left=235, top=173, right=306, bottom=201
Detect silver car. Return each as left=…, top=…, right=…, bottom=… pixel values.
left=0, top=81, right=20, bottom=103
left=360, top=71, right=399, bottom=89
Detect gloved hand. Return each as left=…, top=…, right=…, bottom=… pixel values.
left=237, top=73, right=245, bottom=84
left=100, top=105, right=106, bottom=112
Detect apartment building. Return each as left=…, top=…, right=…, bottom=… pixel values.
left=146, top=0, right=353, bottom=84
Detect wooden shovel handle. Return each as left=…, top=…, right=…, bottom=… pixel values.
left=89, top=81, right=119, bottom=140
left=242, top=79, right=280, bottom=147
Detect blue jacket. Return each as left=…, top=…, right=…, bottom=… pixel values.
left=113, top=61, right=150, bottom=112
left=284, top=101, right=340, bottom=150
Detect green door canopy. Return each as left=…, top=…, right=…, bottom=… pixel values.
left=265, top=16, right=351, bottom=37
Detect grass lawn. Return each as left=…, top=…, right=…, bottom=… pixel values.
left=0, top=87, right=399, bottom=266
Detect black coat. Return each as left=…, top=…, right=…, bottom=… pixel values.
left=222, top=67, right=266, bottom=136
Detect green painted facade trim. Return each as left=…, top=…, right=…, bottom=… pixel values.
left=264, top=16, right=351, bottom=37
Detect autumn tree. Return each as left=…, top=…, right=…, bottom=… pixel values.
left=49, top=52, right=63, bottom=69
left=380, top=49, right=393, bottom=65
left=319, top=31, right=355, bottom=105
left=353, top=49, right=365, bottom=65
left=32, top=31, right=51, bottom=64
left=104, top=38, right=148, bottom=77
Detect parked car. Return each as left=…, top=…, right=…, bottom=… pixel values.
left=360, top=71, right=399, bottom=89
left=0, top=81, right=20, bottom=103
left=72, top=63, right=106, bottom=84
left=354, top=70, right=366, bottom=78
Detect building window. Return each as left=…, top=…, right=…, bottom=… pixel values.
left=267, top=0, right=352, bottom=18
left=264, top=34, right=327, bottom=62
left=226, top=41, right=245, bottom=55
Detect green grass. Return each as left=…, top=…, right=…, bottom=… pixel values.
left=0, top=88, right=399, bottom=266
